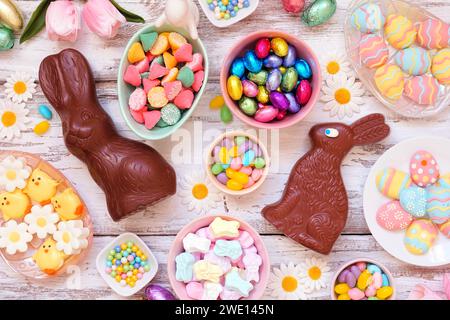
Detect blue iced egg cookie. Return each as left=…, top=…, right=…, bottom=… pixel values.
left=350, top=3, right=385, bottom=33
left=394, top=47, right=431, bottom=76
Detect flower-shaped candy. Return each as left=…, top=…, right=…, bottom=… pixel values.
left=0, top=156, right=31, bottom=192
left=53, top=220, right=89, bottom=255
left=25, top=204, right=60, bottom=239
left=0, top=220, right=32, bottom=255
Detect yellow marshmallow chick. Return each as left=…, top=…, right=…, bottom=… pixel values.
left=51, top=189, right=84, bottom=221
left=0, top=190, right=31, bottom=221
left=32, top=237, right=65, bottom=275
left=24, top=169, right=58, bottom=205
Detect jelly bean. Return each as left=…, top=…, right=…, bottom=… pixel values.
left=338, top=269, right=350, bottom=283
left=281, top=67, right=298, bottom=92
left=231, top=58, right=246, bottom=78
left=255, top=38, right=271, bottom=59
left=240, top=166, right=252, bottom=176
left=220, top=105, right=233, bottom=124
left=230, top=157, right=242, bottom=171
left=239, top=96, right=257, bottom=116
left=367, top=264, right=382, bottom=274
left=382, top=274, right=389, bottom=287
left=256, top=86, right=270, bottom=103
left=283, top=45, right=297, bottom=67
left=335, top=283, right=350, bottom=294
left=232, top=171, right=249, bottom=185
left=38, top=104, right=52, bottom=120
left=242, top=150, right=255, bottom=167
left=266, top=69, right=282, bottom=91
left=227, top=75, right=243, bottom=100
left=211, top=163, right=223, bottom=175
left=216, top=172, right=229, bottom=185
left=368, top=297, right=379, bottom=300
left=219, top=147, right=230, bottom=164
left=251, top=168, right=263, bottom=181
left=34, top=121, right=50, bottom=136
left=254, top=157, right=265, bottom=169
left=345, top=272, right=357, bottom=288
left=376, top=286, right=393, bottom=300
left=365, top=285, right=377, bottom=297
left=271, top=38, right=289, bottom=57
left=294, top=59, right=312, bottom=79
left=247, top=70, right=268, bottom=86
left=242, top=80, right=258, bottom=97
left=356, top=262, right=366, bottom=271
left=350, top=265, right=361, bottom=279
left=210, top=96, right=225, bottom=109
left=338, top=293, right=351, bottom=300
left=348, top=288, right=365, bottom=300
left=264, top=54, right=283, bottom=68
left=227, top=179, right=243, bottom=191
left=243, top=50, right=262, bottom=73
left=372, top=272, right=382, bottom=289
left=357, top=270, right=372, bottom=290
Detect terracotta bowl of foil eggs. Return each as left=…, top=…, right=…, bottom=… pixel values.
left=220, top=30, right=321, bottom=129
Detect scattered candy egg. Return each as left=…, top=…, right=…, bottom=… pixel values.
left=34, top=121, right=50, bottom=136
left=359, top=34, right=388, bottom=69
left=38, top=104, right=52, bottom=120
left=404, top=219, right=438, bottom=255
left=350, top=2, right=385, bottom=33
left=302, top=0, right=337, bottom=27
left=410, top=150, right=439, bottom=187
left=404, top=75, right=440, bottom=105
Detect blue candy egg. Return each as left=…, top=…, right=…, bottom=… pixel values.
left=263, top=54, right=283, bottom=68
left=294, top=59, right=312, bottom=79
left=230, top=58, right=246, bottom=78
left=243, top=50, right=263, bottom=73
left=285, top=92, right=301, bottom=113
left=283, top=45, right=297, bottom=67
left=367, top=264, right=382, bottom=274
left=382, top=274, right=389, bottom=286
left=242, top=150, right=255, bottom=167
left=266, top=69, right=282, bottom=91
left=38, top=104, right=53, bottom=120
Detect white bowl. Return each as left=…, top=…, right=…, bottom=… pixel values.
left=96, top=233, right=158, bottom=297
left=197, top=0, right=259, bottom=28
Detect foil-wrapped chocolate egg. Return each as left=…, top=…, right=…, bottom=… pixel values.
left=277, top=109, right=287, bottom=121
left=247, top=70, right=268, bottom=86
left=263, top=54, right=283, bottom=68
left=230, top=58, right=246, bottom=78
left=269, top=91, right=289, bottom=111
left=271, top=37, right=289, bottom=57
left=283, top=45, right=297, bottom=67
left=243, top=50, right=263, bottom=73
left=285, top=92, right=301, bottom=113
left=239, top=96, right=258, bottom=116
left=254, top=105, right=279, bottom=123
left=281, top=67, right=298, bottom=92
left=296, top=79, right=312, bottom=105
left=302, top=0, right=337, bottom=27
left=0, top=25, right=14, bottom=51
left=256, top=85, right=270, bottom=103
left=242, top=79, right=258, bottom=97
left=294, top=59, right=312, bottom=79
left=227, top=75, right=243, bottom=100
left=266, top=69, right=282, bottom=91
left=255, top=38, right=271, bottom=59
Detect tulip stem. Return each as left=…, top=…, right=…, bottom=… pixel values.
left=109, top=0, right=145, bottom=23
left=19, top=0, right=52, bottom=44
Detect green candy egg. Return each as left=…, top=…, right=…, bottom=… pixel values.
left=247, top=70, right=268, bottom=86
left=302, top=0, right=337, bottom=27
left=220, top=105, right=233, bottom=124
left=177, top=66, right=195, bottom=87
left=235, top=136, right=246, bottom=146
left=0, top=26, right=14, bottom=51
left=239, top=97, right=257, bottom=116
left=211, top=163, right=223, bottom=175
left=256, top=86, right=269, bottom=104
left=281, top=67, right=298, bottom=92
left=254, top=157, right=266, bottom=169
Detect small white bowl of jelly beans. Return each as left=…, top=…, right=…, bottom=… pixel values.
left=205, top=131, right=269, bottom=195
left=96, top=233, right=158, bottom=297
left=331, top=259, right=395, bottom=300
left=168, top=215, right=270, bottom=300
left=197, top=0, right=259, bottom=28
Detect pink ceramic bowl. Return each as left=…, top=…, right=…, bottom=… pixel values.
left=167, top=215, right=270, bottom=300
left=220, top=30, right=322, bottom=129
left=330, top=258, right=396, bottom=300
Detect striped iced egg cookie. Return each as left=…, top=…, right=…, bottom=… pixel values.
left=374, top=64, right=404, bottom=101
left=404, top=75, right=440, bottom=105
left=417, top=18, right=449, bottom=50
left=384, top=14, right=416, bottom=49
left=359, top=34, right=389, bottom=69
left=350, top=3, right=385, bottom=33
left=394, top=47, right=431, bottom=76
left=431, top=48, right=450, bottom=85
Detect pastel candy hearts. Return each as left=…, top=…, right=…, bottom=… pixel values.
left=202, top=282, right=223, bottom=300
left=399, top=186, right=427, bottom=218
left=376, top=200, right=413, bottom=231
left=214, top=240, right=242, bottom=260
left=404, top=219, right=438, bottom=255
left=426, top=186, right=450, bottom=224
left=183, top=233, right=211, bottom=253
left=186, top=281, right=204, bottom=300
left=174, top=89, right=194, bottom=110
left=204, top=251, right=232, bottom=274
left=410, top=150, right=439, bottom=187
left=209, top=217, right=240, bottom=239
left=192, top=260, right=224, bottom=283
left=243, top=253, right=262, bottom=282
left=175, top=252, right=195, bottom=282
left=123, top=65, right=141, bottom=86
left=404, top=75, right=440, bottom=105
left=225, top=268, right=254, bottom=297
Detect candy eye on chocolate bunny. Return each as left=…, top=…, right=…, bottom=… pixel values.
left=325, top=128, right=339, bottom=138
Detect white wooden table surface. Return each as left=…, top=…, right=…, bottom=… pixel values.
left=0, top=0, right=449, bottom=300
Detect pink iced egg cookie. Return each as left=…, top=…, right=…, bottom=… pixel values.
left=404, top=75, right=440, bottom=106
left=417, top=18, right=450, bottom=50
left=410, top=150, right=439, bottom=187
left=376, top=200, right=413, bottom=231
left=359, top=34, right=389, bottom=69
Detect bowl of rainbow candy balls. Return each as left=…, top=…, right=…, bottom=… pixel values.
left=118, top=24, right=208, bottom=140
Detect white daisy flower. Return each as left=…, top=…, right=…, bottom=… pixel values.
left=321, top=52, right=353, bottom=80
left=53, top=220, right=89, bottom=255
left=0, top=100, right=31, bottom=140
left=299, top=256, right=331, bottom=292
left=0, top=156, right=32, bottom=192
left=0, top=220, right=32, bottom=255
left=179, top=171, right=221, bottom=214
left=321, top=74, right=365, bottom=119
left=25, top=204, right=60, bottom=239
left=268, top=262, right=307, bottom=300
left=4, top=72, right=36, bottom=103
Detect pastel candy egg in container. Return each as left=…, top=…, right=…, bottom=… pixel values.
left=205, top=131, right=270, bottom=195
left=118, top=24, right=208, bottom=140
left=344, top=0, right=450, bottom=118
left=331, top=259, right=396, bottom=300
left=0, top=151, right=93, bottom=279
left=167, top=215, right=270, bottom=300
left=220, top=30, right=322, bottom=129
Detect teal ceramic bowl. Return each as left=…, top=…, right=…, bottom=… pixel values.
left=118, top=24, right=209, bottom=140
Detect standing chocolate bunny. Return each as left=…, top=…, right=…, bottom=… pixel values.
left=39, top=49, right=176, bottom=221
left=262, top=114, right=390, bottom=254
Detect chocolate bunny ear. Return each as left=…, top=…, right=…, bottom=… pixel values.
left=351, top=113, right=390, bottom=145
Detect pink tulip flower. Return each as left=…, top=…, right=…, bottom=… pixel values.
left=82, top=0, right=126, bottom=39
left=46, top=1, right=80, bottom=42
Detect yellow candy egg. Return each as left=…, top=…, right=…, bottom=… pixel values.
left=271, top=37, right=289, bottom=57
left=376, top=286, right=393, bottom=300
left=357, top=270, right=372, bottom=290
left=210, top=96, right=225, bottom=109
left=226, top=168, right=236, bottom=179
left=219, top=147, right=230, bottom=164
left=337, top=293, right=351, bottom=300
left=334, top=283, right=350, bottom=295
left=227, top=179, right=243, bottom=191
left=231, top=172, right=249, bottom=185
left=34, top=120, right=50, bottom=136
left=227, top=75, right=243, bottom=101
left=256, top=86, right=269, bottom=104
left=229, top=146, right=239, bottom=157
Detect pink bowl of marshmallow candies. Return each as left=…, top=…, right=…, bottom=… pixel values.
left=167, top=215, right=270, bottom=300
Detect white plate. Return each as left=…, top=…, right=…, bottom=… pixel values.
left=96, top=233, right=158, bottom=296
left=197, top=0, right=259, bottom=28
left=363, top=137, right=450, bottom=267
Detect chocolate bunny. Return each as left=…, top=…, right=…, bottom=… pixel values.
left=39, top=49, right=176, bottom=221
left=262, top=114, right=390, bottom=254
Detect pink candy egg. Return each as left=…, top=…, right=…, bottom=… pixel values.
left=365, top=285, right=377, bottom=297
left=244, top=177, right=255, bottom=188
left=230, top=157, right=243, bottom=170
left=239, top=166, right=252, bottom=175
left=295, top=79, right=312, bottom=105
left=348, top=288, right=365, bottom=300
left=255, top=38, right=271, bottom=59
left=254, top=105, right=278, bottom=123
left=251, top=168, right=263, bottom=182
left=372, top=272, right=383, bottom=289
left=356, top=262, right=366, bottom=272
left=242, top=80, right=258, bottom=97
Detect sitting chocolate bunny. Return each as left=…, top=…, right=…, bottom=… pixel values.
left=39, top=49, right=176, bottom=221
left=262, top=114, right=390, bottom=254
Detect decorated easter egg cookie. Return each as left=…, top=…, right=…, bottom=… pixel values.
left=399, top=186, right=427, bottom=218
left=431, top=48, right=450, bottom=85
left=394, top=47, right=431, bottom=76
left=404, top=219, right=438, bottom=255
left=410, top=150, right=439, bottom=187
left=374, top=64, right=404, bottom=101
left=439, top=219, right=450, bottom=238
left=384, top=14, right=416, bottom=49
left=350, top=3, right=385, bottom=33
left=376, top=168, right=411, bottom=200
left=404, top=75, right=440, bottom=105
left=417, top=19, right=449, bottom=50
left=426, top=186, right=450, bottom=225
left=376, top=200, right=413, bottom=231
left=359, top=34, right=389, bottom=69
